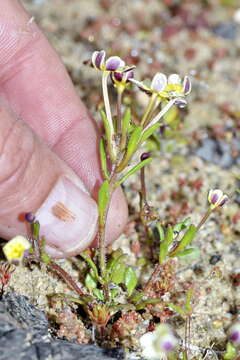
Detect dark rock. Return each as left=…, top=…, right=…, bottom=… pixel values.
left=195, top=137, right=239, bottom=168
left=209, top=254, right=222, bottom=265
left=0, top=293, right=124, bottom=360
left=212, top=23, right=237, bottom=40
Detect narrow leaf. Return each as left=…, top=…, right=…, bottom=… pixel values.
left=116, top=126, right=143, bottom=172
left=140, top=122, right=161, bottom=145
left=116, top=157, right=152, bottom=186
left=99, top=138, right=110, bottom=180
left=124, top=267, right=138, bottom=296
left=92, top=288, right=104, bottom=301
left=98, top=180, right=110, bottom=225
left=80, top=252, right=100, bottom=282
left=159, top=225, right=173, bottom=264
left=168, top=303, right=185, bottom=316
left=120, top=107, right=131, bottom=151
left=169, top=225, right=197, bottom=257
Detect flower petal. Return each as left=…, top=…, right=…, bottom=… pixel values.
left=208, top=189, right=223, bottom=205
left=168, top=73, right=181, bottom=85
left=105, top=56, right=125, bottom=71
left=183, top=76, right=191, bottom=95
left=92, top=50, right=106, bottom=70
left=151, top=73, right=167, bottom=92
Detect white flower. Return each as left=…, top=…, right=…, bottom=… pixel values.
left=140, top=324, right=178, bottom=360
left=131, top=73, right=191, bottom=107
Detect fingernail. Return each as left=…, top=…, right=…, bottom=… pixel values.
left=35, top=176, right=98, bottom=257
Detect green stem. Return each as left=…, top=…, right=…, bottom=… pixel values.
left=102, top=71, right=117, bottom=162
left=144, top=98, right=176, bottom=131
left=141, top=93, right=158, bottom=127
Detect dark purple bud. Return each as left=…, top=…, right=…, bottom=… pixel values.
left=183, top=76, right=191, bottom=95
left=140, top=153, right=150, bottom=161
left=112, top=69, right=134, bottom=83
left=105, top=56, right=125, bottom=71
left=174, top=98, right=187, bottom=108
left=25, top=212, right=35, bottom=223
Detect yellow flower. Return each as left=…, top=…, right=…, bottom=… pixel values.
left=3, top=236, right=31, bottom=262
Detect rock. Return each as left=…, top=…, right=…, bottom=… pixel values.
left=212, top=23, right=237, bottom=39
left=0, top=293, right=124, bottom=360
left=195, top=137, right=239, bottom=169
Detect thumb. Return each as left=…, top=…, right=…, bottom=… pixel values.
left=0, top=102, right=98, bottom=257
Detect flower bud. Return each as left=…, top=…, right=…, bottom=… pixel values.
left=208, top=189, right=229, bottom=209
left=140, top=153, right=150, bottom=161
left=25, top=212, right=35, bottom=223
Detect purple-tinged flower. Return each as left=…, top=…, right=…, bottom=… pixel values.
left=229, top=322, right=240, bottom=345
left=208, top=189, right=229, bottom=209
left=130, top=72, right=191, bottom=107
left=91, top=50, right=125, bottom=72
left=140, top=324, right=178, bottom=360
left=111, top=66, right=135, bottom=86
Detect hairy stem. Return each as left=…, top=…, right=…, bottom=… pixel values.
left=196, top=208, right=212, bottom=231
left=117, top=86, right=124, bottom=135
left=48, top=260, right=85, bottom=297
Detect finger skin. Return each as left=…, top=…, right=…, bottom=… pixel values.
left=0, top=0, right=128, bottom=245
left=0, top=101, right=98, bottom=256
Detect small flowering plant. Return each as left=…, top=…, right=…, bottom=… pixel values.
left=1, top=49, right=230, bottom=354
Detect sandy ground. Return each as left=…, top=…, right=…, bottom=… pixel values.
left=5, top=0, right=240, bottom=358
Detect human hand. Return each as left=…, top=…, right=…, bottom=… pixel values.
left=0, top=0, right=128, bottom=257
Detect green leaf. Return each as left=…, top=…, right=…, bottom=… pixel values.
left=159, top=225, right=174, bottom=264
left=169, top=225, right=197, bottom=257
left=156, top=223, right=165, bottom=242
left=80, top=252, right=100, bottom=282
left=120, top=107, right=131, bottom=151
left=168, top=303, right=186, bottom=316
left=124, top=267, right=138, bottom=296
left=223, top=342, right=237, bottom=359
left=98, top=180, right=110, bottom=226
left=99, top=138, right=110, bottom=180
left=116, top=157, right=152, bottom=186
left=129, top=290, right=144, bottom=304
left=110, top=261, right=126, bottom=284
left=175, top=248, right=197, bottom=257
left=92, top=288, right=104, bottom=301
left=135, top=298, right=163, bottom=310
left=85, top=272, right=97, bottom=291
left=41, top=253, right=51, bottom=264
left=173, top=218, right=191, bottom=233
left=140, top=122, right=161, bottom=145
left=116, top=126, right=143, bottom=173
